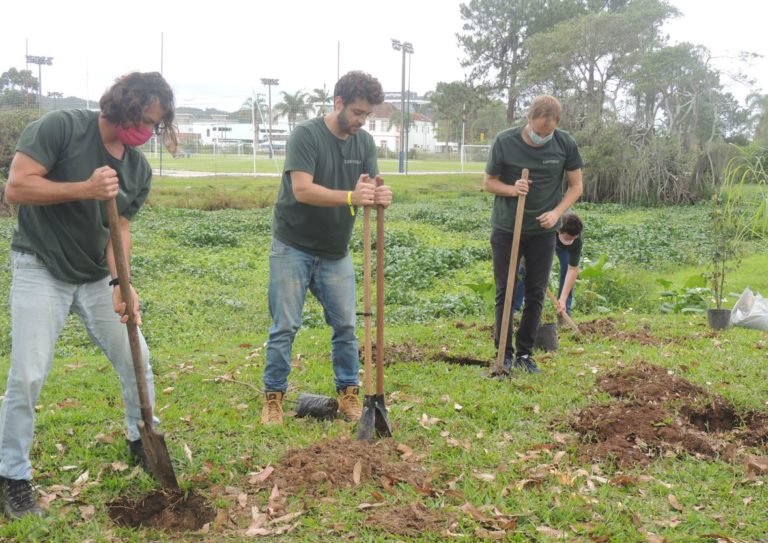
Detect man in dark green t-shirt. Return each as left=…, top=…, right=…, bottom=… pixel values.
left=262, top=71, right=393, bottom=425
left=485, top=95, right=583, bottom=375
left=0, top=72, right=177, bottom=519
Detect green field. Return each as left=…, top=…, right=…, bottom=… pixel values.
left=0, top=174, right=765, bottom=542
left=145, top=153, right=486, bottom=175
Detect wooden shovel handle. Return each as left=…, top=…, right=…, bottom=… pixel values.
left=546, top=288, right=580, bottom=334
left=494, top=168, right=528, bottom=374
left=362, top=203, right=373, bottom=396
left=375, top=177, right=386, bottom=395
left=105, top=199, right=154, bottom=428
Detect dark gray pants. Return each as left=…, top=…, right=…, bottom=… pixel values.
left=491, top=228, right=556, bottom=358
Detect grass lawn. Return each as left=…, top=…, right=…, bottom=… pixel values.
left=0, top=175, right=765, bottom=542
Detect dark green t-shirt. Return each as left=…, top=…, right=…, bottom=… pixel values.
left=12, top=109, right=151, bottom=283
left=557, top=233, right=583, bottom=267
left=272, top=116, right=379, bottom=259
left=485, top=126, right=583, bottom=235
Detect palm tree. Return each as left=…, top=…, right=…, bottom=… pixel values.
left=310, top=86, right=331, bottom=117
left=274, top=90, right=311, bottom=130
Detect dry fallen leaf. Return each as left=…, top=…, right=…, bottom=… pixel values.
left=237, top=493, right=248, bottom=508
left=353, top=461, right=362, bottom=486
left=473, top=472, right=496, bottom=482
left=474, top=527, right=506, bottom=540
left=111, top=461, right=129, bottom=472
left=745, top=455, right=768, bottom=476
left=667, top=494, right=683, bottom=512
left=79, top=505, right=95, bottom=522
left=536, top=526, right=567, bottom=538
left=357, top=502, right=386, bottom=510
left=249, top=465, right=274, bottom=484
left=184, top=443, right=193, bottom=463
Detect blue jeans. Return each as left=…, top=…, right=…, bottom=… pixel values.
left=513, top=244, right=573, bottom=315
left=263, top=239, right=359, bottom=392
left=0, top=252, right=155, bottom=481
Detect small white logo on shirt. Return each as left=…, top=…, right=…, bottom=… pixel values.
left=543, top=159, right=560, bottom=164
left=344, top=159, right=362, bottom=165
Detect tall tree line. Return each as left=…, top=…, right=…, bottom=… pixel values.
left=435, top=0, right=766, bottom=204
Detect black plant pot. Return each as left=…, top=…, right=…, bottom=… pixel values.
left=707, top=308, right=731, bottom=330
left=534, top=322, right=559, bottom=352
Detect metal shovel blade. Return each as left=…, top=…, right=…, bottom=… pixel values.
left=138, top=421, right=180, bottom=491
left=357, top=394, right=377, bottom=441
left=373, top=394, right=392, bottom=438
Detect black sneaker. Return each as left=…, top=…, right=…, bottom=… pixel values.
left=515, top=354, right=541, bottom=374
left=127, top=439, right=152, bottom=474
left=0, top=477, right=44, bottom=519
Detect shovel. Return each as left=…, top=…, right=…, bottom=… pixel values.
left=357, top=201, right=376, bottom=440
left=372, top=182, right=392, bottom=438
left=546, top=288, right=580, bottom=334
left=106, top=198, right=180, bottom=491
left=492, top=168, right=528, bottom=377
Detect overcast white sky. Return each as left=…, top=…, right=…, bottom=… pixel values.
left=0, top=0, right=765, bottom=111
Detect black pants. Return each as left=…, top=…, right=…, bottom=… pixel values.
left=491, top=228, right=556, bottom=358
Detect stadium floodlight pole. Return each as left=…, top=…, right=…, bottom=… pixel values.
left=25, top=55, right=53, bottom=110
left=390, top=39, right=413, bottom=174
left=261, top=78, right=279, bottom=159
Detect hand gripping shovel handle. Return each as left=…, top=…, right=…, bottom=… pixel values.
left=493, top=168, right=528, bottom=375
left=546, top=288, right=580, bottom=334
left=106, top=199, right=179, bottom=490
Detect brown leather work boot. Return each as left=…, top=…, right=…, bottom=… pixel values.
left=338, top=386, right=362, bottom=421
left=261, top=391, right=284, bottom=425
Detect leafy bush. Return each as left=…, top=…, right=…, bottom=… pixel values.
left=0, top=110, right=41, bottom=178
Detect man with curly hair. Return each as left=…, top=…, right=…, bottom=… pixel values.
left=0, top=72, right=177, bottom=518
left=261, top=71, right=392, bottom=425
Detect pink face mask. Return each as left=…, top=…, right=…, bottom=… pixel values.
left=115, top=124, right=153, bottom=147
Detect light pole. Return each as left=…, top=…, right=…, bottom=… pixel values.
left=26, top=54, right=53, bottom=110
left=391, top=39, right=413, bottom=174
left=261, top=78, right=279, bottom=159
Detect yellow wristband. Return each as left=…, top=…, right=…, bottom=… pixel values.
left=347, top=191, right=355, bottom=216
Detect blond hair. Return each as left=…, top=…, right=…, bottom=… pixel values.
left=527, top=95, right=562, bottom=122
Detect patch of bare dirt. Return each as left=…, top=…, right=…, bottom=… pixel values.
left=569, top=361, right=768, bottom=467
left=575, top=318, right=666, bottom=345
left=365, top=502, right=447, bottom=536
left=107, top=489, right=215, bottom=531
left=251, top=437, right=426, bottom=497
left=432, top=352, right=489, bottom=367
left=366, top=341, right=427, bottom=364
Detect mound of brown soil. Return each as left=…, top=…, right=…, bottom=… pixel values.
left=107, top=489, right=215, bottom=531
left=570, top=361, right=767, bottom=467
left=252, top=437, right=425, bottom=497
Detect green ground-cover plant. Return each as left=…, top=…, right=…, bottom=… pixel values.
left=0, top=175, right=765, bottom=541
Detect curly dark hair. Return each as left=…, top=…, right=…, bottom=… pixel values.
left=100, top=72, right=178, bottom=152
left=333, top=71, right=384, bottom=106
left=560, top=212, right=584, bottom=236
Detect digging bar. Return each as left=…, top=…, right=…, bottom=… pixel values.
left=492, top=168, right=528, bottom=377
left=357, top=201, right=376, bottom=440
left=546, top=288, right=580, bottom=334
left=373, top=179, right=392, bottom=438
left=106, top=198, right=180, bottom=491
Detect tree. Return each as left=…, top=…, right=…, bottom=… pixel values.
left=310, top=86, right=331, bottom=117
left=746, top=92, right=768, bottom=145
left=274, top=90, right=311, bottom=130
left=430, top=81, right=492, bottom=143
left=457, top=0, right=579, bottom=123
left=525, top=0, right=676, bottom=126
left=0, top=67, right=39, bottom=110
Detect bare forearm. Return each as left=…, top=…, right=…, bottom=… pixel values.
left=560, top=266, right=579, bottom=302
left=483, top=175, right=518, bottom=197
left=5, top=174, right=91, bottom=205
left=293, top=183, right=348, bottom=207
